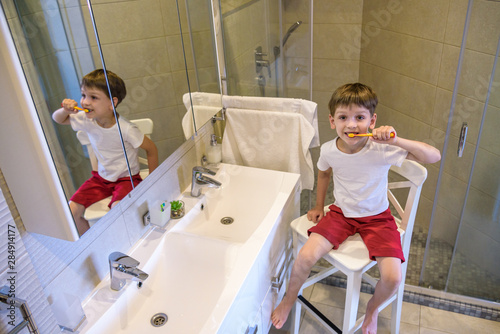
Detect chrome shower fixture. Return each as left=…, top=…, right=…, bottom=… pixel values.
left=282, top=21, right=303, bottom=46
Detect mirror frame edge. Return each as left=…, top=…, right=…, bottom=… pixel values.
left=0, top=9, right=79, bottom=242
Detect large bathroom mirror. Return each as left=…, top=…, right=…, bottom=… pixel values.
left=0, top=0, right=220, bottom=238
left=83, top=0, right=222, bottom=229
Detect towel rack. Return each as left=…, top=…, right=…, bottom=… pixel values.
left=0, top=286, right=39, bottom=334
left=211, top=107, right=226, bottom=123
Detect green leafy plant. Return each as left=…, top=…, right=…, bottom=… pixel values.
left=170, top=200, right=183, bottom=211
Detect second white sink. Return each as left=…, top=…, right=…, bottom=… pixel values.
left=84, top=232, right=240, bottom=333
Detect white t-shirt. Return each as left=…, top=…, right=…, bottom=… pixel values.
left=70, top=112, right=144, bottom=182
left=317, top=137, right=408, bottom=218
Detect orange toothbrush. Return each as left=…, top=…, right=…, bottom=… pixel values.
left=74, top=106, right=90, bottom=113
left=348, top=133, right=395, bottom=138
left=61, top=103, right=90, bottom=112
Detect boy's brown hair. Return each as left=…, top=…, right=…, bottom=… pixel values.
left=81, top=69, right=127, bottom=106
left=328, top=83, right=378, bottom=116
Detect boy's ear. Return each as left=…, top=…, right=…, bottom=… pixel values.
left=369, top=113, right=377, bottom=130
left=108, top=97, right=119, bottom=110
left=329, top=114, right=336, bottom=129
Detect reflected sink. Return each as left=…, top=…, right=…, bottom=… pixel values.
left=80, top=164, right=300, bottom=334
left=83, top=232, right=240, bottom=333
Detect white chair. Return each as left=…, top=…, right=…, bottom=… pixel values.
left=76, top=118, right=153, bottom=224
left=290, top=160, right=427, bottom=334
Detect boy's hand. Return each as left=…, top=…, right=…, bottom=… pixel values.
left=371, top=126, right=397, bottom=144
left=307, top=206, right=325, bottom=224
left=61, top=99, right=79, bottom=114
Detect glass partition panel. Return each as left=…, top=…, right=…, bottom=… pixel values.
left=5, top=0, right=95, bottom=202
left=446, top=37, right=500, bottom=302
left=219, top=0, right=311, bottom=99
left=421, top=0, right=500, bottom=301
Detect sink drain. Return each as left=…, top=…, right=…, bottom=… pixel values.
left=220, top=217, right=234, bottom=225
left=151, top=313, right=168, bottom=327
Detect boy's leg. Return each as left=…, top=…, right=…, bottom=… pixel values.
left=69, top=201, right=90, bottom=235
left=271, top=232, right=333, bottom=329
left=362, top=256, right=401, bottom=334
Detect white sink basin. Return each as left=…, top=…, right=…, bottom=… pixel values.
left=180, top=164, right=287, bottom=243
left=80, top=164, right=300, bottom=334
left=83, top=232, right=240, bottom=333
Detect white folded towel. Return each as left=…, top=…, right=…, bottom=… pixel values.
left=222, top=108, right=316, bottom=191
left=182, top=92, right=223, bottom=139
left=183, top=92, right=222, bottom=109
left=222, top=95, right=319, bottom=147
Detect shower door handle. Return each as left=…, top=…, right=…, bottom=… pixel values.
left=457, top=122, right=468, bottom=157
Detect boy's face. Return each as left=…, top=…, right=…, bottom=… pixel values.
left=329, top=104, right=377, bottom=145
left=80, top=86, right=117, bottom=119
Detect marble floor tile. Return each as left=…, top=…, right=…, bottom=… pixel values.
left=419, top=306, right=500, bottom=333
left=268, top=282, right=500, bottom=334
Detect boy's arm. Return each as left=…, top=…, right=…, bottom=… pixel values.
left=307, top=168, right=332, bottom=223
left=139, top=136, right=159, bottom=174
left=372, top=126, right=441, bottom=164
left=393, top=137, right=441, bottom=164
left=52, top=99, right=78, bottom=125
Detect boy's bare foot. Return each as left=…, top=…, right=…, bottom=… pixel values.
left=271, top=298, right=294, bottom=329
left=362, top=299, right=378, bottom=334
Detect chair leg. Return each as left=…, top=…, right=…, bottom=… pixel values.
left=343, top=271, right=362, bottom=334
left=390, top=284, right=404, bottom=334
left=292, top=297, right=302, bottom=334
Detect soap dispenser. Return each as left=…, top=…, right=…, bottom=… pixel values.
left=207, top=134, right=222, bottom=165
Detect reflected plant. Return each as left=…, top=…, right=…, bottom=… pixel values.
left=170, top=200, right=183, bottom=211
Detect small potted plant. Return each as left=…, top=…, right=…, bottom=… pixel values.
left=170, top=200, right=185, bottom=219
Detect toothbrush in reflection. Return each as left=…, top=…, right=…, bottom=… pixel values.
left=348, top=133, right=395, bottom=138
left=74, top=106, right=90, bottom=113
left=61, top=103, right=90, bottom=112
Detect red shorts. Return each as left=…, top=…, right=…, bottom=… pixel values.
left=308, top=205, right=404, bottom=262
left=70, top=171, right=142, bottom=209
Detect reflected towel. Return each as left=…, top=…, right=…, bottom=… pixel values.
left=182, top=106, right=222, bottom=139
left=222, top=95, right=319, bottom=147
left=222, top=108, right=316, bottom=191
left=183, top=92, right=222, bottom=110
left=182, top=92, right=223, bottom=139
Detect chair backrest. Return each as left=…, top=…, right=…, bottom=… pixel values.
left=130, top=118, right=153, bottom=138
left=130, top=118, right=153, bottom=167
left=76, top=118, right=154, bottom=171
left=387, top=160, right=427, bottom=260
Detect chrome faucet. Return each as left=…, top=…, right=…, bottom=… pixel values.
left=191, top=166, right=221, bottom=197
left=109, top=252, right=149, bottom=291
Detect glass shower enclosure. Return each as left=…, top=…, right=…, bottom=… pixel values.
left=421, top=0, right=500, bottom=302
left=189, top=0, right=313, bottom=100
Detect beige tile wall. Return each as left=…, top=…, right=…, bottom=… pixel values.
left=312, top=0, right=363, bottom=145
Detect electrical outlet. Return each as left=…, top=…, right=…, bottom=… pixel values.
left=142, top=211, right=150, bottom=226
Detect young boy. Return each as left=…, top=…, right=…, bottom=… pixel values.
left=271, top=83, right=441, bottom=333
left=52, top=69, right=158, bottom=235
